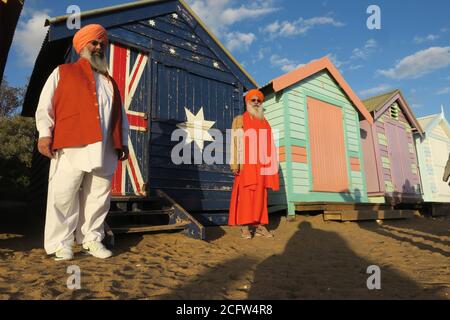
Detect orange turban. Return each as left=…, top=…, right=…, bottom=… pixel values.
left=245, top=89, right=265, bottom=104
left=73, top=24, right=108, bottom=54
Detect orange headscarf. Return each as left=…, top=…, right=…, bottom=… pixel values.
left=73, top=24, right=108, bottom=54
left=245, top=89, right=265, bottom=104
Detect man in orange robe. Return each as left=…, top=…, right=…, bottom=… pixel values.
left=229, top=89, right=280, bottom=239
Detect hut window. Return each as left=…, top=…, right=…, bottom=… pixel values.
left=390, top=103, right=399, bottom=120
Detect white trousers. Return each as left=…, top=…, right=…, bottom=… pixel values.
left=44, top=151, right=113, bottom=254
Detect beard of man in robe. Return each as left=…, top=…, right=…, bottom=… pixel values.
left=80, top=43, right=109, bottom=75
left=246, top=97, right=265, bottom=120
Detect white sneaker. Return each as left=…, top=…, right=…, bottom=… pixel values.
left=54, top=246, right=74, bottom=261
left=82, top=241, right=112, bottom=259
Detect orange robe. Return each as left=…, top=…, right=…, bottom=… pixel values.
left=228, top=112, right=280, bottom=226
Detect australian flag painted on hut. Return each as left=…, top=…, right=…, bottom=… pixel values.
left=22, top=0, right=257, bottom=217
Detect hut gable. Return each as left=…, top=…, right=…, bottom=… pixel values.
left=362, top=89, right=424, bottom=137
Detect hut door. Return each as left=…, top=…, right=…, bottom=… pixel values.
left=307, top=97, right=349, bottom=192
left=109, top=43, right=150, bottom=196
left=385, top=122, right=414, bottom=193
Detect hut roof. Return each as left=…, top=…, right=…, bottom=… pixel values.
left=261, top=56, right=373, bottom=124
left=418, top=109, right=450, bottom=138
left=362, top=89, right=400, bottom=113
left=363, top=89, right=424, bottom=137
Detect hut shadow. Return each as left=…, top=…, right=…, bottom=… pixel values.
left=338, top=188, right=362, bottom=202
left=248, top=221, right=439, bottom=299
left=0, top=201, right=45, bottom=255
left=358, top=220, right=450, bottom=258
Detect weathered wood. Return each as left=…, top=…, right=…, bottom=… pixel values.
left=295, top=202, right=393, bottom=212
left=324, top=210, right=416, bottom=221
left=108, top=208, right=175, bottom=217
left=431, top=203, right=450, bottom=217
left=111, top=222, right=190, bottom=234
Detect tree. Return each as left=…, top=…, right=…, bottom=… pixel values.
left=0, top=79, right=24, bottom=117
left=0, top=80, right=35, bottom=200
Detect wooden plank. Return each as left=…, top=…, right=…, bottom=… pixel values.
left=323, top=211, right=342, bottom=221
left=326, top=210, right=416, bottom=221
left=108, top=209, right=175, bottom=217
left=295, top=202, right=393, bottom=211
left=431, top=203, right=450, bottom=217
left=111, top=222, right=190, bottom=234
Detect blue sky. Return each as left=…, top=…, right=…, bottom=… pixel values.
left=4, top=0, right=450, bottom=117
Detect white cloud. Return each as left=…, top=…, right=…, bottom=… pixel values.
left=411, top=103, right=424, bottom=109
left=378, top=46, right=450, bottom=79
left=414, top=34, right=440, bottom=44
left=270, top=55, right=304, bottom=73
left=359, top=84, right=392, bottom=98
left=187, top=0, right=278, bottom=36
left=252, top=47, right=271, bottom=64
left=436, top=87, right=450, bottom=95
left=12, top=9, right=50, bottom=67
left=349, top=64, right=363, bottom=71
left=441, top=27, right=450, bottom=33
left=261, top=15, right=344, bottom=38
left=326, top=53, right=350, bottom=72
left=351, top=39, right=378, bottom=60
left=224, top=32, right=256, bottom=52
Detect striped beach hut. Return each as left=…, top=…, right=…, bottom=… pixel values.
left=361, top=89, right=424, bottom=204
left=414, top=107, right=450, bottom=206
left=21, top=0, right=257, bottom=238
left=261, top=56, right=374, bottom=218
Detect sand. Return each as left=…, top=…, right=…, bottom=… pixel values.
left=0, top=202, right=449, bottom=300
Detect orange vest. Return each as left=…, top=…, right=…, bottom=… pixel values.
left=52, top=58, right=123, bottom=150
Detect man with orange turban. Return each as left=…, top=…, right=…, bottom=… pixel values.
left=35, top=24, right=129, bottom=260
left=229, top=89, right=280, bottom=239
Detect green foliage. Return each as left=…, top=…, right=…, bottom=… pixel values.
left=0, top=80, right=35, bottom=200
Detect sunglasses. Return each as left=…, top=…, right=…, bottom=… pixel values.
left=90, top=40, right=105, bottom=47
left=250, top=98, right=262, bottom=103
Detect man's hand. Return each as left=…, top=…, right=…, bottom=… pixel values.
left=37, top=137, right=55, bottom=159
left=232, top=168, right=240, bottom=175
left=118, top=146, right=129, bottom=161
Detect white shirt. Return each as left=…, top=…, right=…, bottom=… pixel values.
left=36, top=67, right=129, bottom=176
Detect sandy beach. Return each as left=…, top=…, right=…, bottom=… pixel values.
left=0, top=202, right=449, bottom=300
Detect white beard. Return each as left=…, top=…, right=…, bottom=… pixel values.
left=80, top=47, right=109, bottom=74
left=247, top=105, right=265, bottom=120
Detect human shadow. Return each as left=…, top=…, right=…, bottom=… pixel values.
left=156, top=255, right=259, bottom=299
left=248, top=221, right=439, bottom=299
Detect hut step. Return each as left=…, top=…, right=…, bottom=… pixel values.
left=108, top=208, right=175, bottom=217
left=110, top=222, right=191, bottom=234
left=324, top=210, right=417, bottom=221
